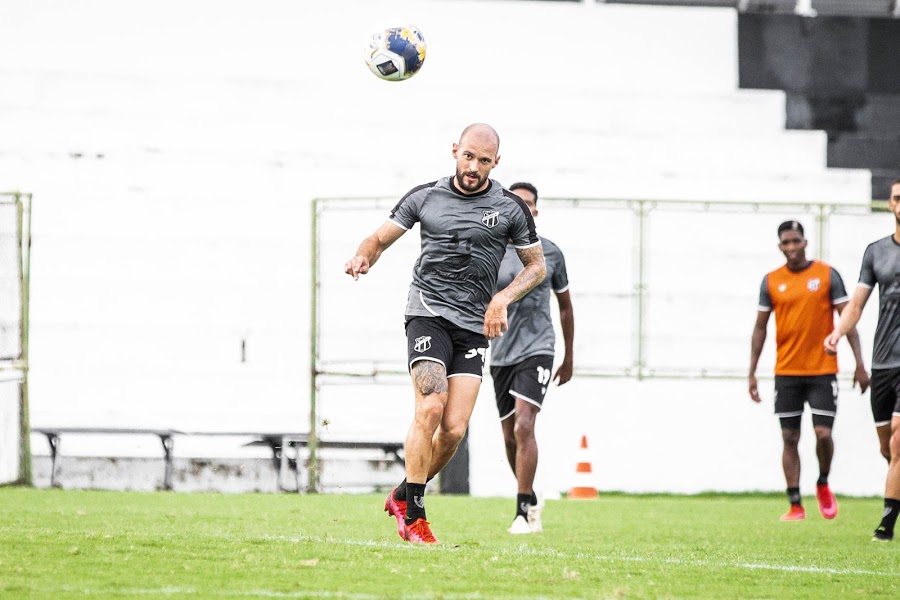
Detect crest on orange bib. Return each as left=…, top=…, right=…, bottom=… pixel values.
left=807, top=278, right=820, bottom=292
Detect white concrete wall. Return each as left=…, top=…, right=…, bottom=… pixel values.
left=30, top=453, right=405, bottom=493
left=0, top=381, right=20, bottom=484
left=0, top=1, right=883, bottom=496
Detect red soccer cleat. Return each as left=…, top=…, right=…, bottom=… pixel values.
left=816, top=484, right=838, bottom=519
left=780, top=504, right=806, bottom=521
left=384, top=487, right=407, bottom=540
left=403, top=518, right=439, bottom=544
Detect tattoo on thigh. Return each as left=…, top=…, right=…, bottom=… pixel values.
left=413, top=361, right=448, bottom=396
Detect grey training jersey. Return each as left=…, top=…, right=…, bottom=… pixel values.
left=490, top=236, right=569, bottom=366
left=859, top=235, right=900, bottom=369
left=389, top=177, right=540, bottom=334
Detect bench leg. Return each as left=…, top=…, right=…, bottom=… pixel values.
left=278, top=436, right=289, bottom=492
left=160, top=435, right=174, bottom=491
left=294, top=442, right=302, bottom=493
left=45, top=433, right=60, bottom=488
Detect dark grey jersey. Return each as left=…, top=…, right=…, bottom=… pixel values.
left=859, top=235, right=900, bottom=369
left=389, top=177, right=540, bottom=334
left=489, top=236, right=569, bottom=366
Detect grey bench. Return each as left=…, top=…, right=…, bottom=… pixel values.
left=33, top=427, right=182, bottom=490
left=32, top=427, right=404, bottom=492
left=240, top=433, right=405, bottom=492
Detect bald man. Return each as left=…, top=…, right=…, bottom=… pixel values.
left=345, top=124, right=546, bottom=544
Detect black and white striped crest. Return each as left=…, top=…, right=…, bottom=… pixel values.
left=481, top=210, right=500, bottom=228
left=414, top=336, right=431, bottom=353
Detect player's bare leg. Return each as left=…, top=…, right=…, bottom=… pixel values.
left=780, top=428, right=805, bottom=520
left=427, top=375, right=481, bottom=478
left=501, top=400, right=541, bottom=533
left=781, top=428, right=801, bottom=489
left=397, top=360, right=448, bottom=544
left=501, top=416, right=516, bottom=473
left=512, top=399, right=540, bottom=496
left=813, top=425, right=833, bottom=475
left=877, top=423, right=892, bottom=464
left=813, top=425, right=838, bottom=519
left=512, top=399, right=542, bottom=533
left=874, top=416, right=900, bottom=541
left=886, top=418, right=900, bottom=498
left=406, top=361, right=448, bottom=475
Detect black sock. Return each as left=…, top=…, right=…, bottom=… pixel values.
left=787, top=487, right=802, bottom=506
left=516, top=493, right=531, bottom=519
left=817, top=473, right=829, bottom=486
left=394, top=479, right=408, bottom=502
left=395, top=476, right=434, bottom=502
left=878, top=498, right=900, bottom=535
left=404, top=483, right=427, bottom=524
left=530, top=492, right=538, bottom=506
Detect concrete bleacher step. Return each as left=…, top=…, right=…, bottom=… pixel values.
left=828, top=133, right=900, bottom=170
left=857, top=95, right=900, bottom=134
left=604, top=0, right=738, bottom=7
left=496, top=167, right=871, bottom=203
left=503, top=129, right=829, bottom=172
left=0, top=1, right=743, bottom=92
left=0, top=69, right=789, bottom=137
left=871, top=169, right=899, bottom=199
left=812, top=0, right=896, bottom=17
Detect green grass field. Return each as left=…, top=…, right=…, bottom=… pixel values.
left=0, top=487, right=897, bottom=599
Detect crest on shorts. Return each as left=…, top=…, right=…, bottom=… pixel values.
left=414, top=336, right=431, bottom=353
left=807, top=278, right=820, bottom=292
left=481, top=210, right=500, bottom=228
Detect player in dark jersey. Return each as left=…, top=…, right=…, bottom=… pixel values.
left=344, top=124, right=546, bottom=544
left=826, top=178, right=900, bottom=541
left=488, top=182, right=574, bottom=535
left=750, top=220, right=868, bottom=522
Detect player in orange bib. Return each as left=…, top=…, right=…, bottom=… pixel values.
left=749, top=220, right=869, bottom=522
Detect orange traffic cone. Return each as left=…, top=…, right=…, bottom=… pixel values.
left=567, top=435, right=599, bottom=500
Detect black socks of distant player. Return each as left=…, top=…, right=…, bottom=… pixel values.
left=876, top=497, right=900, bottom=538
left=516, top=493, right=531, bottom=519
left=816, top=473, right=828, bottom=486
left=787, top=487, right=802, bottom=506
left=405, top=483, right=427, bottom=524
left=515, top=492, right=538, bottom=518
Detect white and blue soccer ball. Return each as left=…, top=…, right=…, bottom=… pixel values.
left=364, top=25, right=427, bottom=81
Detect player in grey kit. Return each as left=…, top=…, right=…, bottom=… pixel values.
left=344, top=123, right=546, bottom=544
left=826, top=178, right=900, bottom=541
left=489, top=182, right=574, bottom=534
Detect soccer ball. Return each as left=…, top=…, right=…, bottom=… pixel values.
left=364, top=26, right=427, bottom=81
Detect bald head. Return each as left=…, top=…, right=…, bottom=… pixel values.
left=452, top=123, right=501, bottom=194
left=459, top=123, right=500, bottom=153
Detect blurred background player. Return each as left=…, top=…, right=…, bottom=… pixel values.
left=749, top=220, right=869, bottom=521
left=344, top=124, right=545, bottom=544
left=825, top=178, right=900, bottom=542
left=489, top=182, right=575, bottom=535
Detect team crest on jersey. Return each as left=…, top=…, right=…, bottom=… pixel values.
left=807, top=278, right=820, bottom=292
left=481, top=210, right=500, bottom=228
left=414, top=336, right=431, bottom=353
left=778, top=284, right=787, bottom=292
